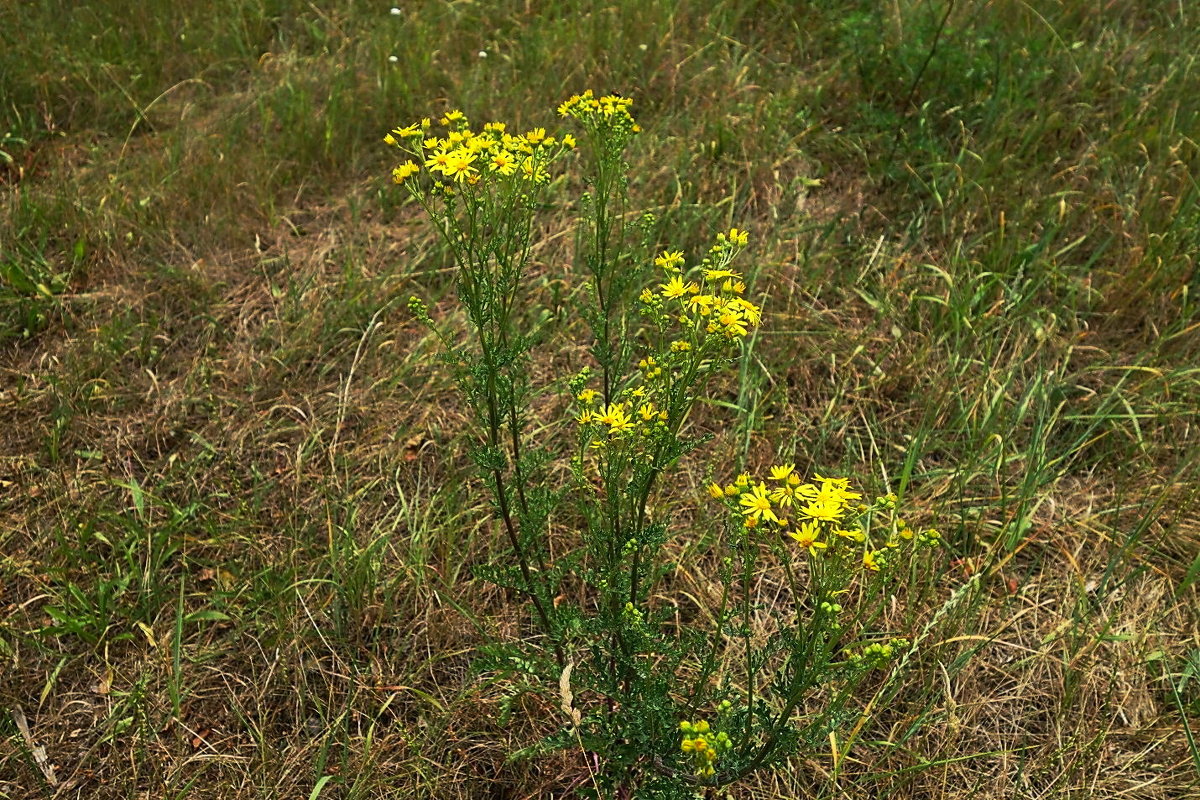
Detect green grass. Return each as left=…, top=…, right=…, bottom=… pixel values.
left=2, top=0, right=1198, bottom=797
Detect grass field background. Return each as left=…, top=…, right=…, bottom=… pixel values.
left=2, top=0, right=1199, bottom=797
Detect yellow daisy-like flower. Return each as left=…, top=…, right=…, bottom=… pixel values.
left=717, top=308, right=748, bottom=337
left=739, top=483, right=779, bottom=525
left=788, top=521, right=828, bottom=556
left=424, top=149, right=452, bottom=173
left=834, top=527, right=866, bottom=543
left=769, top=482, right=802, bottom=508
left=798, top=499, right=845, bottom=523
left=814, top=472, right=852, bottom=489
left=575, top=409, right=595, bottom=425
left=562, top=133, right=577, bottom=148
left=443, top=153, right=478, bottom=182
left=732, top=298, right=762, bottom=326
left=863, top=550, right=882, bottom=571
left=519, top=156, right=548, bottom=183
left=707, top=483, right=725, bottom=499
left=488, top=150, right=517, bottom=175
left=391, top=122, right=423, bottom=139
left=391, top=161, right=420, bottom=184
left=576, top=389, right=599, bottom=404
left=557, top=96, right=579, bottom=117
left=524, top=127, right=547, bottom=144
left=769, top=464, right=795, bottom=482
left=660, top=275, right=697, bottom=299
left=597, top=403, right=633, bottom=433
left=685, top=294, right=714, bottom=315
left=465, top=135, right=494, bottom=154
left=655, top=250, right=685, bottom=271
left=670, top=340, right=692, bottom=352
left=704, top=268, right=741, bottom=281
left=724, top=227, right=749, bottom=246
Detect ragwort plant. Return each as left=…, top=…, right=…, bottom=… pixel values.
left=389, top=92, right=942, bottom=799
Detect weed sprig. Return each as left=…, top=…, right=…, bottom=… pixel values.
left=391, top=92, right=940, bottom=798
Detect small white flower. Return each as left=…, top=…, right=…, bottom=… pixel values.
left=478, top=50, right=488, bottom=58
left=389, top=7, right=401, bottom=15
left=388, top=55, right=399, bottom=63
left=638, top=44, right=648, bottom=51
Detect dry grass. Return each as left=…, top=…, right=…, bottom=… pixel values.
left=2, top=1, right=1199, bottom=798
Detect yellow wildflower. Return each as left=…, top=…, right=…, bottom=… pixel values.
left=488, top=150, right=517, bottom=175
left=443, top=152, right=478, bottom=182
left=769, top=464, right=795, bottom=481
left=655, top=250, right=685, bottom=271
left=723, top=227, right=749, bottom=246
left=788, top=521, right=828, bottom=556
left=798, top=499, right=845, bottom=523
left=391, top=122, right=422, bottom=138
left=685, top=294, right=714, bottom=315
left=519, top=156, right=548, bottom=182
left=732, top=298, right=762, bottom=325
left=834, top=527, right=866, bottom=543
left=391, top=161, right=420, bottom=184
left=704, top=268, right=741, bottom=281
left=597, top=403, right=633, bottom=434
left=424, top=150, right=452, bottom=173
left=739, top=483, right=779, bottom=525
left=660, top=275, right=697, bottom=299
left=717, top=308, right=748, bottom=337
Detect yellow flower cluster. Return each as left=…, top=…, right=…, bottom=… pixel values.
left=709, top=466, right=939, bottom=568
left=385, top=110, right=574, bottom=189
left=642, top=229, right=761, bottom=342
left=574, top=390, right=668, bottom=436
left=557, top=90, right=640, bottom=135
left=678, top=719, right=730, bottom=778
